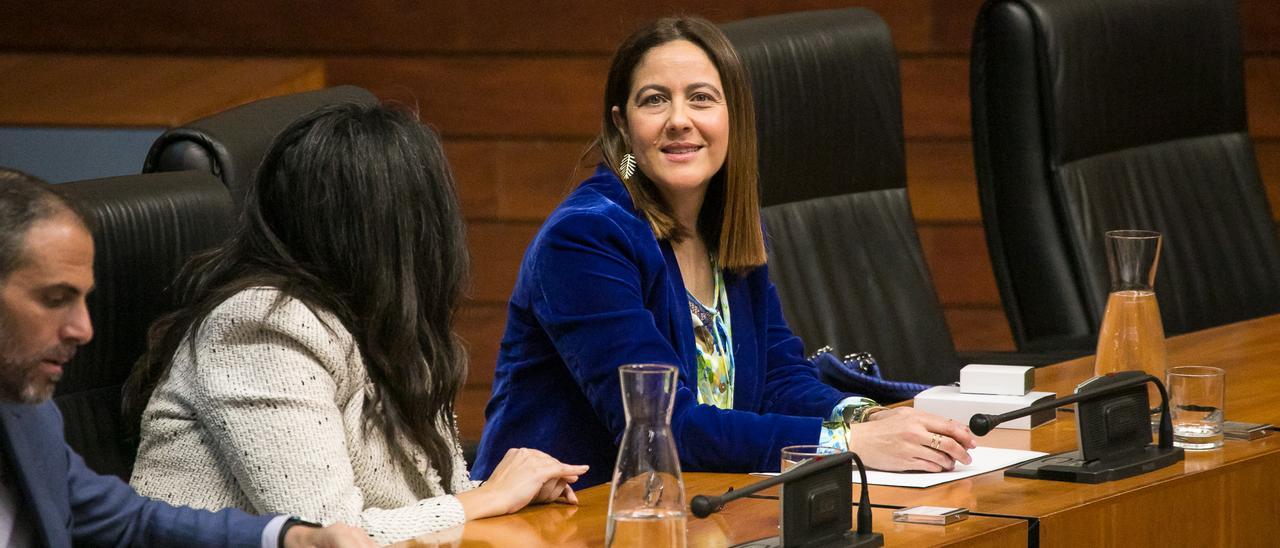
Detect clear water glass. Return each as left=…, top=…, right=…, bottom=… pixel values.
left=1166, top=366, right=1225, bottom=450
left=780, top=444, right=842, bottom=473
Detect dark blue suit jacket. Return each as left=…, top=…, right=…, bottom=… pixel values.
left=0, top=400, right=272, bottom=547
left=473, top=166, right=854, bottom=487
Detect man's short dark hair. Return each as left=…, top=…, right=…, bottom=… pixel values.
left=0, top=168, right=88, bottom=282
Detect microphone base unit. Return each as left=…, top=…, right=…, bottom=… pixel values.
left=692, top=452, right=884, bottom=548
left=1004, top=445, right=1184, bottom=484
left=778, top=455, right=855, bottom=546
left=731, top=531, right=885, bottom=548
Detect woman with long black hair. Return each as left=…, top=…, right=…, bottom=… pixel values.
left=127, top=102, right=586, bottom=544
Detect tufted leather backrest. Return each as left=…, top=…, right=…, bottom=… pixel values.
left=971, top=0, right=1280, bottom=352
left=143, top=85, right=377, bottom=208
left=724, top=9, right=962, bottom=385
left=55, top=171, right=234, bottom=479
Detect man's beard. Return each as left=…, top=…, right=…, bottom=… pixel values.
left=0, top=310, right=71, bottom=404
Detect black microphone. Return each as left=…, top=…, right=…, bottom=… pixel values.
left=966, top=370, right=1183, bottom=484
left=690, top=451, right=879, bottom=544
left=968, top=371, right=1173, bottom=449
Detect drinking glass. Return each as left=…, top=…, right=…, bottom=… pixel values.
left=1166, top=366, right=1225, bottom=450
left=780, top=445, right=842, bottom=473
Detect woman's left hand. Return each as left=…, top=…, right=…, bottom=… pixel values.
left=457, top=448, right=589, bottom=520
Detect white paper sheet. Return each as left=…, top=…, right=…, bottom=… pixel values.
left=756, top=446, right=1048, bottom=489
left=856, top=446, right=1047, bottom=488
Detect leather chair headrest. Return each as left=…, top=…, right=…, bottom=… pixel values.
left=143, top=85, right=378, bottom=207
left=724, top=8, right=905, bottom=207
left=1008, top=0, right=1246, bottom=165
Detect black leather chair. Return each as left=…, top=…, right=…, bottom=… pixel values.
left=723, top=9, right=968, bottom=386
left=972, top=0, right=1280, bottom=354
left=143, top=85, right=378, bottom=207
left=55, top=170, right=235, bottom=479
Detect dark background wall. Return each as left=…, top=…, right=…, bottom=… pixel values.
left=6, top=0, right=1278, bottom=439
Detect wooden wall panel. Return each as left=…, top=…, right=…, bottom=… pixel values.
left=455, top=385, right=493, bottom=440
left=0, top=1, right=968, bottom=56
left=455, top=302, right=506, bottom=439
left=925, top=0, right=987, bottom=54
left=916, top=224, right=1000, bottom=306
left=1247, top=58, right=1280, bottom=139
left=455, top=303, right=507, bottom=387
left=14, top=0, right=1271, bottom=57
left=906, top=141, right=980, bottom=222
left=944, top=308, right=1014, bottom=352
left=326, top=56, right=609, bottom=138
left=465, top=221, right=539, bottom=304
left=447, top=139, right=591, bottom=221
left=1241, top=0, right=1280, bottom=53
left=900, top=59, right=971, bottom=139
left=0, top=54, right=324, bottom=127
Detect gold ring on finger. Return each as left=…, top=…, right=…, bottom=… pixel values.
left=929, top=433, right=942, bottom=450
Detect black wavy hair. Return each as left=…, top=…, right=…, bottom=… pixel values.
left=125, top=102, right=470, bottom=489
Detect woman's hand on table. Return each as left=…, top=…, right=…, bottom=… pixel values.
left=458, top=448, right=589, bottom=520
left=846, top=407, right=978, bottom=472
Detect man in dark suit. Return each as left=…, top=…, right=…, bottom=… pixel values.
left=0, top=171, right=376, bottom=547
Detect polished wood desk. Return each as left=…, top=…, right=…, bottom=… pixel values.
left=873, top=314, right=1280, bottom=546
left=408, top=315, right=1280, bottom=547
left=400, top=472, right=1027, bottom=547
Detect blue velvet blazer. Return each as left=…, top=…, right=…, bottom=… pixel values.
left=472, top=166, right=854, bottom=488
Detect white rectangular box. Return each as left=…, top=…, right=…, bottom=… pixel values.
left=959, top=364, right=1034, bottom=396
left=913, top=385, right=1056, bottom=430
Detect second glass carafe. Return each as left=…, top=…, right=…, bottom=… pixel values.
left=1093, top=230, right=1167, bottom=413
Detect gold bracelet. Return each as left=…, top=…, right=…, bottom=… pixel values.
left=841, top=403, right=871, bottom=427
left=856, top=405, right=889, bottom=423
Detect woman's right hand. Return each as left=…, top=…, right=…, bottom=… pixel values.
left=845, top=407, right=977, bottom=472
left=457, top=448, right=590, bottom=520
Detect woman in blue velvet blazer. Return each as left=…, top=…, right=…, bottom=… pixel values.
left=473, top=16, right=975, bottom=489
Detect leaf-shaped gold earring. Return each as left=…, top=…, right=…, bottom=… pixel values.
left=619, top=152, right=636, bottom=181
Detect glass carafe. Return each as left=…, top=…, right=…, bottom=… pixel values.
left=1093, top=230, right=1167, bottom=414
left=605, top=364, right=686, bottom=548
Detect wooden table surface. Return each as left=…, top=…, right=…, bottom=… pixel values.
left=0, top=53, right=324, bottom=127
left=397, top=472, right=1027, bottom=547
left=400, top=315, right=1280, bottom=547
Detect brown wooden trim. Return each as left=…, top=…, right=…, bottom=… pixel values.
left=0, top=54, right=324, bottom=127
left=326, top=55, right=608, bottom=138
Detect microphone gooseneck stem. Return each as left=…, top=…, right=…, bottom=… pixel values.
left=968, top=372, right=1157, bottom=435
left=1152, top=376, right=1173, bottom=449
left=689, top=451, right=856, bottom=518
left=851, top=452, right=872, bottom=535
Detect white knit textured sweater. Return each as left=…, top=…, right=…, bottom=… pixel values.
left=130, top=288, right=477, bottom=545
